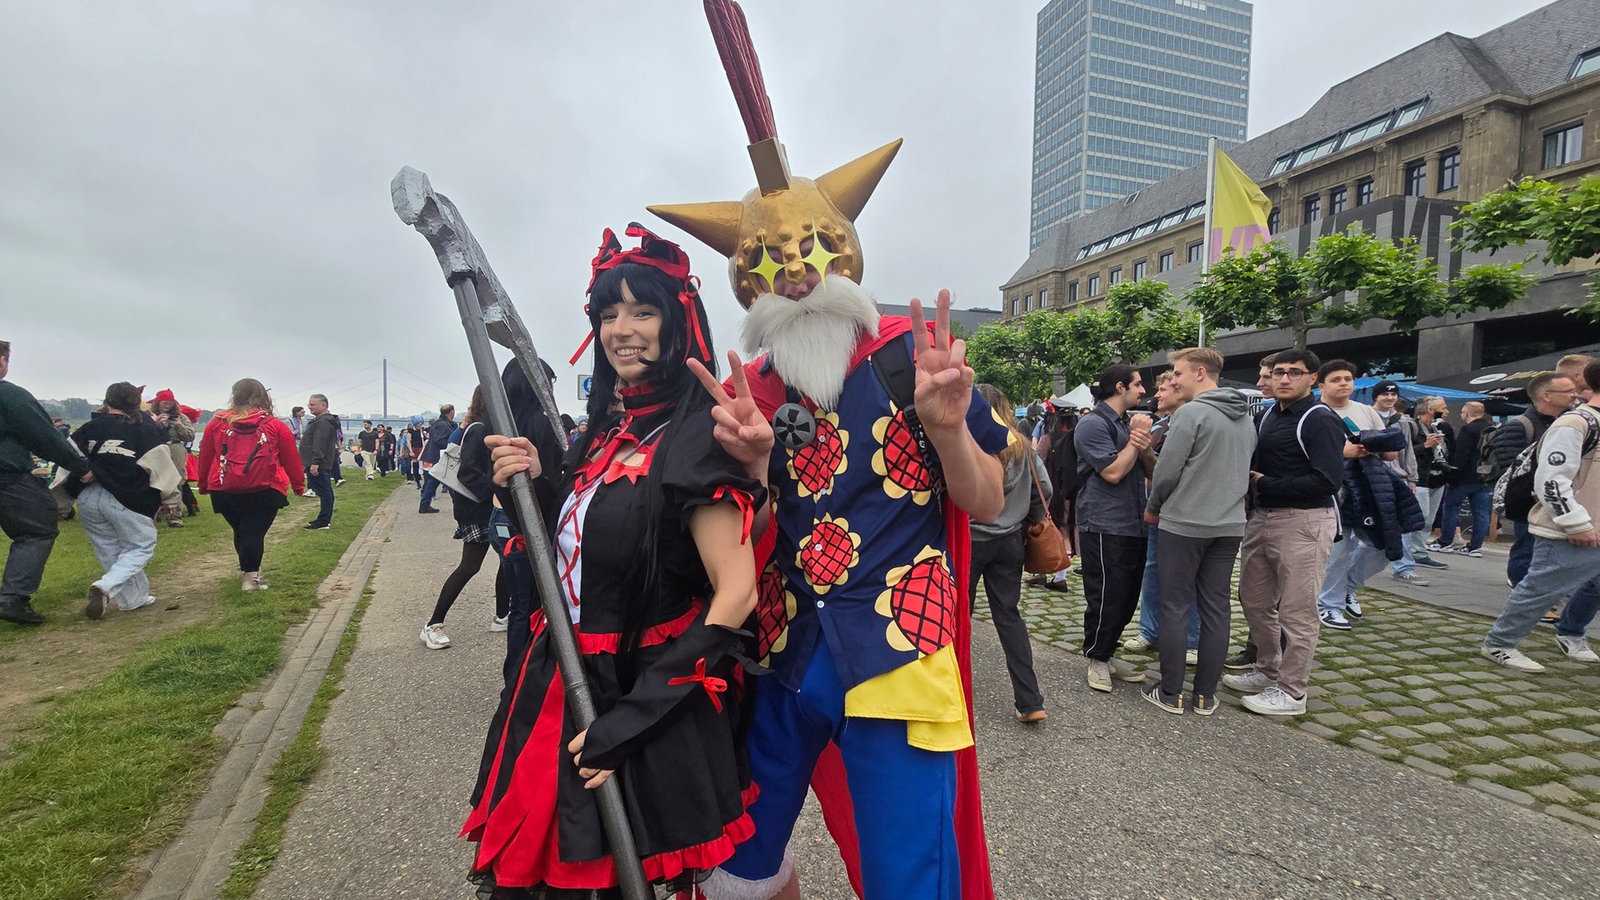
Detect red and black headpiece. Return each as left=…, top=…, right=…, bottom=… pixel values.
left=570, top=223, right=711, bottom=366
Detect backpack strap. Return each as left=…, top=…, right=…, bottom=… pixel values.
left=869, top=334, right=941, bottom=473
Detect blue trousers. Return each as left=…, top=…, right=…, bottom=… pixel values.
left=720, top=639, right=959, bottom=899
left=419, top=469, right=442, bottom=510
left=307, top=471, right=334, bottom=525
left=1486, top=536, right=1600, bottom=648
left=1439, top=482, right=1490, bottom=551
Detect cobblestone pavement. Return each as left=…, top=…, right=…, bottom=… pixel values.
left=996, top=565, right=1600, bottom=832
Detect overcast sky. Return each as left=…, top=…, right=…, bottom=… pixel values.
left=0, top=0, right=1555, bottom=415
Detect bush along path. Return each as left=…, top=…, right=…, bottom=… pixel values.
left=994, top=578, right=1600, bottom=831
left=0, top=476, right=400, bottom=900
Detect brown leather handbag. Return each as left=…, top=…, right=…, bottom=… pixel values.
left=1022, top=459, right=1072, bottom=574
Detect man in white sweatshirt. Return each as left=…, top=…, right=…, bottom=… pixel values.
left=1481, top=358, right=1600, bottom=672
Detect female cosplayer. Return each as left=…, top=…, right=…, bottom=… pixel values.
left=465, top=224, right=765, bottom=898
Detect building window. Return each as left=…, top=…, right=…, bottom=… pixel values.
left=1404, top=160, right=1427, bottom=197
left=1544, top=123, right=1584, bottom=169
left=1357, top=178, right=1374, bottom=206
left=1186, top=241, right=1203, bottom=264
left=1303, top=195, right=1321, bottom=222
left=1330, top=187, right=1347, bottom=215
left=1133, top=260, right=1147, bottom=281
left=1439, top=149, right=1460, bottom=191
left=1088, top=275, right=1101, bottom=296
left=1039, top=288, right=1049, bottom=308
left=1109, top=267, right=1123, bottom=286
left=1158, top=251, right=1173, bottom=272
left=1267, top=208, right=1281, bottom=234
left=1010, top=297, right=1018, bottom=316
left=1573, top=47, right=1600, bottom=80
left=1068, top=281, right=1079, bottom=303
left=1024, top=293, right=1033, bottom=311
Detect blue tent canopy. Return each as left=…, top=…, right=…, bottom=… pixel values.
left=1349, top=377, right=1490, bottom=405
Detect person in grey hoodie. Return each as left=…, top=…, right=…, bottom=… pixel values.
left=970, top=385, right=1052, bottom=723
left=1141, top=348, right=1257, bottom=715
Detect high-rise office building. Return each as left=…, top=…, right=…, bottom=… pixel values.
left=1030, top=0, right=1253, bottom=249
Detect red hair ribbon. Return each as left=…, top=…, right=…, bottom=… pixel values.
left=667, top=657, right=728, bottom=712
left=569, top=223, right=711, bottom=366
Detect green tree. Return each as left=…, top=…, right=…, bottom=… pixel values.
left=60, top=397, right=94, bottom=421
left=1186, top=227, right=1533, bottom=351
left=1452, top=175, right=1600, bottom=318
left=968, top=280, right=1199, bottom=400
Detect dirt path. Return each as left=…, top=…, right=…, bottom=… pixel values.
left=0, top=499, right=319, bottom=761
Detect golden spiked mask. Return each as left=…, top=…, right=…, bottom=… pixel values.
left=648, top=1, right=900, bottom=308
left=650, top=140, right=901, bottom=308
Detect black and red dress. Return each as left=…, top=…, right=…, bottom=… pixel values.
left=464, top=384, right=763, bottom=893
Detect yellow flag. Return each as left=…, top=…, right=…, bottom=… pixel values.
left=1209, top=148, right=1272, bottom=265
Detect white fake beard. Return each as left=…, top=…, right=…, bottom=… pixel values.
left=741, top=277, right=879, bottom=412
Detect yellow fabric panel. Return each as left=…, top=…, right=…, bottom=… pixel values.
left=843, top=643, right=972, bottom=752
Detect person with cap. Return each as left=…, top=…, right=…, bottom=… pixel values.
left=0, top=339, right=92, bottom=625
left=69, top=382, right=184, bottom=618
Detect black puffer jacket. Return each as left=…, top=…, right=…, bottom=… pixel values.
left=1342, top=451, right=1426, bottom=560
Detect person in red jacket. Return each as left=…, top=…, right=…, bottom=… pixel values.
left=197, top=378, right=305, bottom=592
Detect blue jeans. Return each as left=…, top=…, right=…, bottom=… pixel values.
left=76, top=484, right=158, bottom=610
left=1318, top=529, right=1390, bottom=613
left=1438, top=482, right=1490, bottom=551
left=1138, top=525, right=1199, bottom=647
left=1509, top=520, right=1534, bottom=586
left=1486, top=536, right=1600, bottom=648
left=1557, top=578, right=1600, bottom=638
left=307, top=470, right=334, bottom=525
left=418, top=468, right=441, bottom=510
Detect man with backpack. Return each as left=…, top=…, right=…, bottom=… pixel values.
left=1432, top=401, right=1494, bottom=557
left=1480, top=358, right=1600, bottom=671
left=1402, top=396, right=1453, bottom=569
left=1492, top=372, right=1580, bottom=584
left=300, top=393, right=339, bottom=531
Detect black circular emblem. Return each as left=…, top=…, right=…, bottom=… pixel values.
left=1549, top=451, right=1568, bottom=466
left=772, top=403, right=817, bottom=449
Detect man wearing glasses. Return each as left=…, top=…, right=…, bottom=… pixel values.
left=1223, top=350, right=1346, bottom=716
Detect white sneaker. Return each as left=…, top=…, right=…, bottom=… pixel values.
left=1241, top=685, right=1307, bottom=716
left=1555, top=634, right=1599, bottom=663
left=1480, top=644, right=1545, bottom=673
left=366, top=474, right=375, bottom=481
left=1185, top=648, right=1199, bottom=667
left=1106, top=657, right=1145, bottom=682
left=303, top=489, right=317, bottom=497
left=1221, top=669, right=1275, bottom=693
left=489, top=615, right=509, bottom=633
left=1086, top=659, right=1113, bottom=693
left=1122, top=634, right=1152, bottom=652
left=1319, top=608, right=1352, bottom=631
left=1390, top=572, right=1429, bottom=587
left=420, top=623, right=452, bottom=650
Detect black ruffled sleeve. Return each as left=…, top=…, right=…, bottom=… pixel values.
left=655, top=404, right=766, bottom=539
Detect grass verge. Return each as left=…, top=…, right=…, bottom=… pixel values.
left=219, top=581, right=376, bottom=899
left=0, top=478, right=396, bottom=899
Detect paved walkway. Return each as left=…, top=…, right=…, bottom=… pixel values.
left=232, top=496, right=1600, bottom=898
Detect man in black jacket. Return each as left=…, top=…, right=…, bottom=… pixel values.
left=418, top=404, right=457, bottom=514
left=0, top=340, right=91, bottom=625
left=300, top=393, right=339, bottom=530
left=1224, top=349, right=1346, bottom=716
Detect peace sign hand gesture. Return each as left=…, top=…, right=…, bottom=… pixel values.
left=689, top=351, right=774, bottom=478
left=909, top=289, right=974, bottom=434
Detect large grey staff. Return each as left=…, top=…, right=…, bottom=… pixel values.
left=391, top=166, right=652, bottom=900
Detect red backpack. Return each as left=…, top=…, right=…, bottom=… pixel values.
left=216, top=413, right=280, bottom=492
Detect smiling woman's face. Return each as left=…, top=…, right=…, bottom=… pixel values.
left=599, top=279, right=662, bottom=387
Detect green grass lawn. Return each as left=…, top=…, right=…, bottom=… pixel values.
left=0, top=475, right=398, bottom=899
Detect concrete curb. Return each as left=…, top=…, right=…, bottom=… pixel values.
left=132, top=490, right=403, bottom=900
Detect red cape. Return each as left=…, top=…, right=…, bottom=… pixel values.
left=739, top=316, right=994, bottom=899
